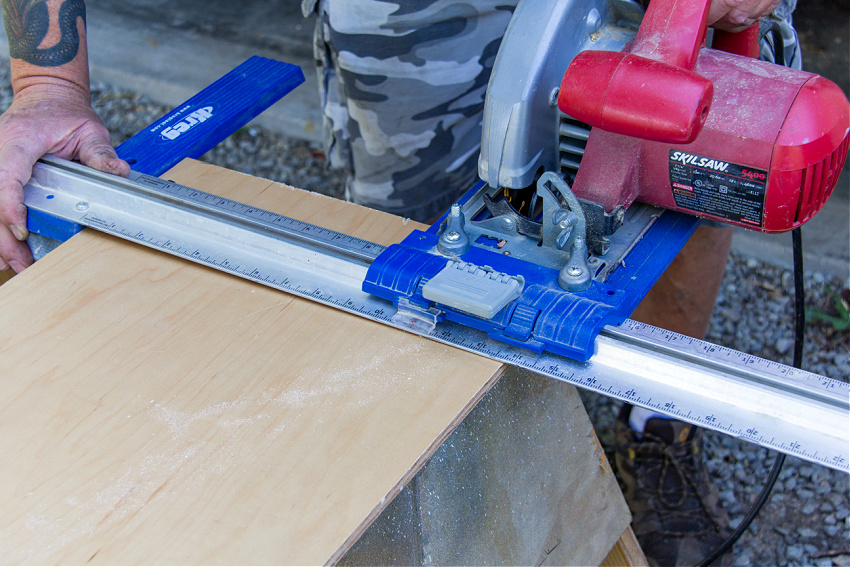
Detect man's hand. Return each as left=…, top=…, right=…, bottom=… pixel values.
left=0, top=81, right=129, bottom=272
left=0, top=0, right=128, bottom=273
left=708, top=0, right=782, bottom=32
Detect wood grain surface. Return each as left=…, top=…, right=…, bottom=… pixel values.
left=0, top=160, right=506, bottom=564
left=0, top=160, right=639, bottom=565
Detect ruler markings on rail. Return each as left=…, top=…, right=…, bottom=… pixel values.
left=22, top=157, right=850, bottom=472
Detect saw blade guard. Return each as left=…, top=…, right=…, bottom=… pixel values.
left=478, top=0, right=643, bottom=191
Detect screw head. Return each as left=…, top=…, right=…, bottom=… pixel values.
left=75, top=201, right=89, bottom=212
left=566, top=266, right=583, bottom=277
left=586, top=8, right=602, bottom=35
left=501, top=217, right=515, bottom=231
left=444, top=231, right=461, bottom=242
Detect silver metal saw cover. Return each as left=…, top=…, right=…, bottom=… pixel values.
left=478, top=0, right=643, bottom=189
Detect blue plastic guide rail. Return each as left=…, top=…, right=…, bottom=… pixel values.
left=26, top=56, right=304, bottom=243
left=18, top=57, right=848, bottom=471
left=19, top=155, right=849, bottom=472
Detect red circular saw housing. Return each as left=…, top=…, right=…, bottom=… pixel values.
left=561, top=49, right=849, bottom=232
left=558, top=0, right=849, bottom=232
left=770, top=76, right=850, bottom=228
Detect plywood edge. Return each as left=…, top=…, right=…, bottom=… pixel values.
left=326, top=363, right=509, bottom=566
left=601, top=527, right=647, bottom=567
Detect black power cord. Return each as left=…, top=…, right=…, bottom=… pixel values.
left=696, top=20, right=802, bottom=566
left=697, top=228, right=805, bottom=567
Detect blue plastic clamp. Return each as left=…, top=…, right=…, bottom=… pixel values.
left=364, top=183, right=699, bottom=361
left=27, top=56, right=305, bottom=245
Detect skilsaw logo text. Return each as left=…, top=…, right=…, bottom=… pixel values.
left=160, top=106, right=214, bottom=140
left=670, top=151, right=730, bottom=173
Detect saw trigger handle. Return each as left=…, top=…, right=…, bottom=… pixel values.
left=558, top=0, right=715, bottom=144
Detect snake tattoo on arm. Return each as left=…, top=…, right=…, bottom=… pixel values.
left=1, top=0, right=85, bottom=66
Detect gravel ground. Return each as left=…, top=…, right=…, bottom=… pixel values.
left=1, top=61, right=847, bottom=565
left=583, top=255, right=850, bottom=566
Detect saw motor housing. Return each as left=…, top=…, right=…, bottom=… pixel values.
left=558, top=0, right=850, bottom=233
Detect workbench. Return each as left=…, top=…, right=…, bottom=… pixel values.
left=0, top=159, right=644, bottom=565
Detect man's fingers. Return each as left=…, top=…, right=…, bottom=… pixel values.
left=0, top=194, right=28, bottom=241
left=0, top=154, right=34, bottom=271
left=708, top=0, right=780, bottom=31
left=85, top=149, right=132, bottom=177
left=707, top=0, right=745, bottom=27
left=0, top=223, right=33, bottom=272
left=77, top=132, right=131, bottom=178
left=0, top=194, right=32, bottom=272
left=727, top=7, right=757, bottom=26
left=0, top=141, right=40, bottom=241
left=0, top=139, right=40, bottom=272
left=751, top=0, right=782, bottom=18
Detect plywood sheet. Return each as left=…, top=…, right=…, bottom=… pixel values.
left=0, top=160, right=505, bottom=565
left=602, top=528, right=648, bottom=566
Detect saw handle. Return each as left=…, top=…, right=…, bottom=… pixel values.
left=558, top=0, right=733, bottom=144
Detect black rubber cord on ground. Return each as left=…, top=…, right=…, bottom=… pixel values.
left=697, top=228, right=804, bottom=566
left=791, top=229, right=806, bottom=370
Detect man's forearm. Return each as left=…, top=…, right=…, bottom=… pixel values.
left=2, top=0, right=90, bottom=96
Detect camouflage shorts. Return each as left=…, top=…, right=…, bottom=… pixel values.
left=760, top=0, right=802, bottom=70
left=303, top=0, right=799, bottom=222
left=306, top=0, right=517, bottom=221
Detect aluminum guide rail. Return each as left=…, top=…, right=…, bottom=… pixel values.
left=22, top=157, right=850, bottom=473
